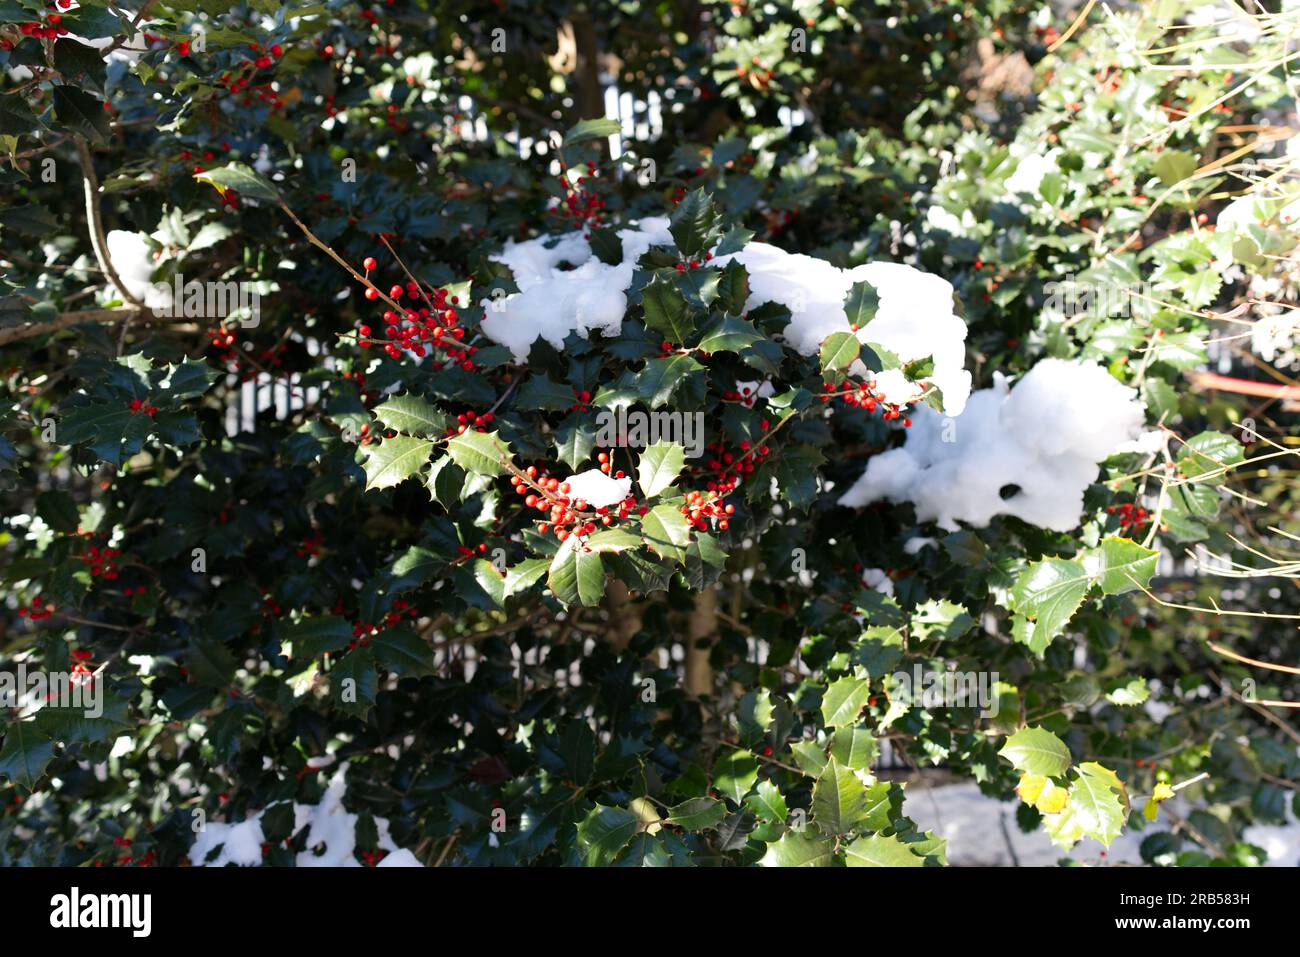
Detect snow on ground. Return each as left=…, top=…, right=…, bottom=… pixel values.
left=189, top=767, right=422, bottom=867
left=839, top=359, right=1151, bottom=531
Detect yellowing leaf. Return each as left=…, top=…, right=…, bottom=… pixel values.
left=1143, top=782, right=1175, bottom=821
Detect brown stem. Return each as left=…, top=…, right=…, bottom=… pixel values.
left=74, top=134, right=142, bottom=311
left=0, top=307, right=200, bottom=347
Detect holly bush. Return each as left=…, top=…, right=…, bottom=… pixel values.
left=1, top=0, right=1297, bottom=868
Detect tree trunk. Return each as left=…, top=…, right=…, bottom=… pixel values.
left=684, top=586, right=718, bottom=697
left=603, top=579, right=641, bottom=652
left=571, top=14, right=605, bottom=129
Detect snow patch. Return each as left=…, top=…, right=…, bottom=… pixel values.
left=189, top=767, right=422, bottom=867
left=479, top=228, right=971, bottom=415
left=839, top=359, right=1146, bottom=531
left=715, top=243, right=971, bottom=414
left=105, top=230, right=173, bottom=310
left=479, top=218, right=673, bottom=361
left=563, top=468, right=631, bottom=508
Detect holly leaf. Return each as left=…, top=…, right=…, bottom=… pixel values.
left=52, top=86, right=109, bottom=144
left=669, top=188, right=721, bottom=256
left=446, top=430, right=510, bottom=477
left=640, top=275, right=694, bottom=344
left=759, top=831, right=834, bottom=867
left=819, top=331, right=860, bottom=380
left=712, top=750, right=759, bottom=804
left=843, top=833, right=924, bottom=867
left=636, top=441, right=686, bottom=499
left=547, top=535, right=605, bottom=607
left=998, top=726, right=1071, bottom=777
left=193, top=163, right=280, bottom=202
left=575, top=804, right=639, bottom=866
left=0, top=721, right=56, bottom=791
left=820, top=675, right=871, bottom=728
left=1009, top=559, right=1090, bottom=643
left=362, top=436, right=433, bottom=491
left=640, top=503, right=690, bottom=563
left=1176, top=430, right=1244, bottom=482
left=372, top=394, right=450, bottom=437
left=1082, top=537, right=1158, bottom=596
left=563, top=118, right=622, bottom=148
left=1068, top=762, right=1128, bottom=847
left=843, top=279, right=880, bottom=330
left=811, top=756, right=869, bottom=835
left=665, top=797, right=725, bottom=831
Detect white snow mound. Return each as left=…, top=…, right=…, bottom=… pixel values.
left=838, top=358, right=1146, bottom=531
left=715, top=243, right=972, bottom=414
left=564, top=468, right=631, bottom=508
left=479, top=218, right=673, bottom=361
left=479, top=228, right=971, bottom=415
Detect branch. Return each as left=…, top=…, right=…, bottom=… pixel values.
left=0, top=307, right=199, bottom=346
left=73, top=134, right=143, bottom=313
left=1187, top=371, right=1300, bottom=401
left=1207, top=641, right=1300, bottom=676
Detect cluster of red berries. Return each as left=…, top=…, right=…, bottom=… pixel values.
left=569, top=390, right=593, bottom=413
left=674, top=251, right=714, bottom=271
left=696, top=439, right=770, bottom=495
left=1134, top=758, right=1159, bottom=768
left=296, top=533, right=322, bottom=558
left=17, top=597, right=53, bottom=620
left=594, top=450, right=624, bottom=477
left=354, top=423, right=391, bottom=447
left=70, top=648, right=94, bottom=685
left=127, top=398, right=159, bottom=417
left=454, top=543, right=492, bottom=563
left=11, top=11, right=68, bottom=43
left=736, top=56, right=776, bottom=89
left=206, top=324, right=239, bottom=366
left=384, top=599, right=419, bottom=628
left=206, top=324, right=286, bottom=378
left=1106, top=502, right=1150, bottom=530
left=681, top=489, right=735, bottom=531
left=510, top=465, right=643, bottom=542
left=359, top=849, right=389, bottom=867
left=79, top=541, right=122, bottom=580
left=820, top=380, right=913, bottom=425
left=382, top=102, right=410, bottom=133
left=357, top=266, right=475, bottom=368
left=720, top=385, right=761, bottom=407
left=104, top=837, right=155, bottom=868
left=446, top=410, right=494, bottom=436
left=553, top=161, right=605, bottom=230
